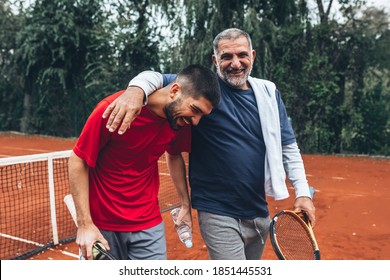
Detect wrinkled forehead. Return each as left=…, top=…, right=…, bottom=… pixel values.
left=214, top=34, right=251, bottom=53
left=215, top=37, right=252, bottom=56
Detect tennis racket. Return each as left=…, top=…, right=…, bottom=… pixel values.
left=269, top=210, right=320, bottom=260
left=91, top=240, right=117, bottom=260
left=63, top=194, right=116, bottom=260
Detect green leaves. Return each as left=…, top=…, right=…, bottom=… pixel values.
left=0, top=0, right=389, bottom=155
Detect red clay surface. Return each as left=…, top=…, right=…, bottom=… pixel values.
left=1, top=132, right=389, bottom=260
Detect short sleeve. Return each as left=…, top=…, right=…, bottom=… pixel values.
left=73, top=95, right=116, bottom=167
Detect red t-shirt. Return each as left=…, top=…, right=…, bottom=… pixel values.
left=73, top=90, right=191, bottom=231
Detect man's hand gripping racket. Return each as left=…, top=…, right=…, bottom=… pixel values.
left=269, top=186, right=320, bottom=260
left=64, top=194, right=116, bottom=260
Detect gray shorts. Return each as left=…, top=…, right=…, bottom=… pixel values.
left=100, top=221, right=167, bottom=260
left=198, top=211, right=270, bottom=260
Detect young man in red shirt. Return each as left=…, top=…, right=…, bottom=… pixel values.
left=68, top=64, right=220, bottom=260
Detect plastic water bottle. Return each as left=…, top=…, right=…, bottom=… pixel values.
left=170, top=207, right=193, bottom=248
left=309, top=186, right=316, bottom=199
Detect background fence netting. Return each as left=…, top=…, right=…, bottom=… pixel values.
left=0, top=151, right=182, bottom=260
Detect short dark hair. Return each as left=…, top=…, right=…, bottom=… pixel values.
left=175, top=64, right=221, bottom=107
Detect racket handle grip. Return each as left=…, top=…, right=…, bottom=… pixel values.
left=64, top=194, right=78, bottom=227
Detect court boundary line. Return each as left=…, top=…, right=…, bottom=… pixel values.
left=0, top=232, right=79, bottom=259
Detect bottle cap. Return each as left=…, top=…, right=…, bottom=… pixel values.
left=184, top=240, right=193, bottom=248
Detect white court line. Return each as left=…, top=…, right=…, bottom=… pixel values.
left=0, top=232, right=79, bottom=259
left=1, top=146, right=52, bottom=153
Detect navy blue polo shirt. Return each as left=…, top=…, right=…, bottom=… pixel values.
left=163, top=74, right=295, bottom=219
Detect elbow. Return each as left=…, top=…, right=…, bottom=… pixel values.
left=68, top=152, right=88, bottom=174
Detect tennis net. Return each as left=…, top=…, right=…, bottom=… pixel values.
left=0, top=150, right=182, bottom=260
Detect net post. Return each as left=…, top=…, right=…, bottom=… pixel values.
left=47, top=154, right=59, bottom=245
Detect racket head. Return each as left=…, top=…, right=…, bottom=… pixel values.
left=92, top=241, right=117, bottom=260
left=270, top=210, right=320, bottom=260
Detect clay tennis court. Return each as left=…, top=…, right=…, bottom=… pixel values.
left=1, top=132, right=389, bottom=260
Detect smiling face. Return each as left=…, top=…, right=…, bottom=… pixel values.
left=163, top=94, right=213, bottom=131
left=212, top=36, right=256, bottom=90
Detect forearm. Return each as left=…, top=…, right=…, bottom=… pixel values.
left=165, top=153, right=191, bottom=208
left=282, top=142, right=311, bottom=198
left=68, top=152, right=93, bottom=226
left=128, top=71, right=164, bottom=103
left=69, top=152, right=107, bottom=258
left=283, top=143, right=317, bottom=226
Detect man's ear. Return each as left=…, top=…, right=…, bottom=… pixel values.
left=212, top=54, right=217, bottom=67
left=251, top=49, right=256, bottom=63
left=169, top=83, right=181, bottom=99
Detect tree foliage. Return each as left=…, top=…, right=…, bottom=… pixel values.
left=14, top=0, right=111, bottom=136
left=0, top=0, right=389, bottom=155
left=0, top=0, right=24, bottom=130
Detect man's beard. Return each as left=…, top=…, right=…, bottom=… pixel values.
left=163, top=97, right=183, bottom=131
left=217, top=64, right=252, bottom=89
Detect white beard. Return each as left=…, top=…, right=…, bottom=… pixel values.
left=216, top=63, right=253, bottom=89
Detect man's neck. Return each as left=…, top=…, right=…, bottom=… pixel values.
left=146, top=88, right=169, bottom=118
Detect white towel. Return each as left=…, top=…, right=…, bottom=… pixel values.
left=248, top=76, right=290, bottom=199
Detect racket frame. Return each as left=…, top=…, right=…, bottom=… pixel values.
left=92, top=241, right=117, bottom=260
left=270, top=210, right=320, bottom=260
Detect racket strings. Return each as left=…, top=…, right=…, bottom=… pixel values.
left=275, top=214, right=317, bottom=260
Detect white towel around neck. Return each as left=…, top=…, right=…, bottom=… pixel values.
left=248, top=76, right=289, bottom=200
